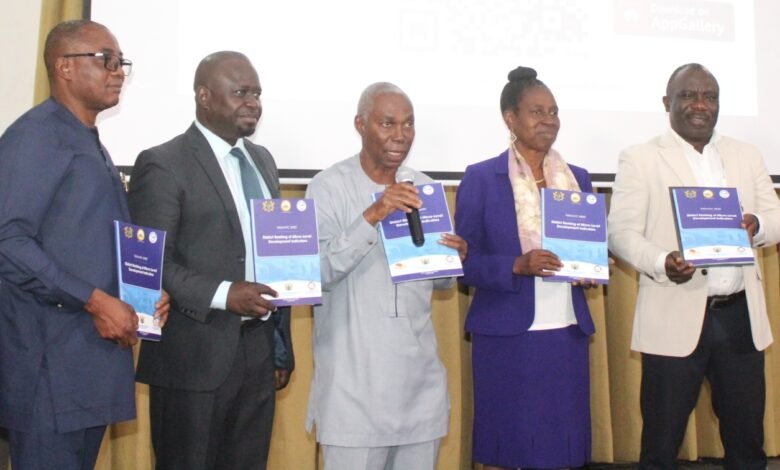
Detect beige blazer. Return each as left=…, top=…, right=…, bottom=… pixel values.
left=608, top=130, right=780, bottom=357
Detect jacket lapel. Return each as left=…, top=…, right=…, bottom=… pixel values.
left=493, top=150, right=512, bottom=200
left=658, top=130, right=698, bottom=186
left=493, top=150, right=523, bottom=253
left=185, top=125, right=242, bottom=234
left=716, top=138, right=741, bottom=187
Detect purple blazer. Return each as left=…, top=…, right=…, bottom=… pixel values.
left=455, top=150, right=596, bottom=336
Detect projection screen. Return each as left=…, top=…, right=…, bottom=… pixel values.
left=89, top=0, right=780, bottom=183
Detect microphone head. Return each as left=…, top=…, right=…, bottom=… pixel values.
left=396, top=167, right=415, bottom=184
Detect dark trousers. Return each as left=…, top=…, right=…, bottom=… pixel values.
left=9, top=364, right=106, bottom=470
left=639, top=294, right=766, bottom=470
left=150, top=319, right=276, bottom=470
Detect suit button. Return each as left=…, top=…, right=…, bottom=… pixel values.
left=702, top=269, right=708, bottom=276
left=57, top=303, right=63, bottom=308
left=238, top=256, right=245, bottom=263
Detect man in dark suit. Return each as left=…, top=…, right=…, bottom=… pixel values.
left=128, top=51, right=293, bottom=469
left=0, top=20, right=168, bottom=469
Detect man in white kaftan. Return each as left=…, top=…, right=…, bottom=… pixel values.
left=304, top=83, right=466, bottom=470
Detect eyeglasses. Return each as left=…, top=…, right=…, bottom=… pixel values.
left=63, top=52, right=133, bottom=76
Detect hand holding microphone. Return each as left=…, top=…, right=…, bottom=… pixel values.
left=361, top=168, right=425, bottom=247
left=396, top=168, right=425, bottom=247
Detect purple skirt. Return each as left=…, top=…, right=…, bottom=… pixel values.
left=471, top=325, right=591, bottom=468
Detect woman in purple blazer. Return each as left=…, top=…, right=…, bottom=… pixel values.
left=455, top=66, right=597, bottom=470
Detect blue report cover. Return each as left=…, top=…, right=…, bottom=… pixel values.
left=372, top=182, right=463, bottom=283
left=541, top=189, right=609, bottom=284
left=670, top=187, right=754, bottom=267
left=251, top=198, right=322, bottom=306
left=114, top=221, right=165, bottom=341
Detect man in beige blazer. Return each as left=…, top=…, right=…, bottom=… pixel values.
left=609, top=63, right=780, bottom=470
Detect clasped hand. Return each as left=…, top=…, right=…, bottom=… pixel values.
left=513, top=249, right=562, bottom=277
left=85, top=288, right=170, bottom=348
left=363, top=182, right=421, bottom=225
left=227, top=281, right=278, bottom=317
left=513, top=249, right=600, bottom=289
left=665, top=214, right=758, bottom=285
left=665, top=251, right=695, bottom=284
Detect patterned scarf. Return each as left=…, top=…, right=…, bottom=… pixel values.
left=508, top=140, right=581, bottom=253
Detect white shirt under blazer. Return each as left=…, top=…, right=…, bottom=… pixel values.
left=608, top=129, right=780, bottom=357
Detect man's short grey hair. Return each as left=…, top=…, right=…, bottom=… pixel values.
left=356, top=82, right=407, bottom=120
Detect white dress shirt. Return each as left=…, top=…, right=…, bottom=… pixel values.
left=193, top=121, right=272, bottom=316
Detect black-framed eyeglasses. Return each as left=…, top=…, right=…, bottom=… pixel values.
left=62, top=52, right=133, bottom=76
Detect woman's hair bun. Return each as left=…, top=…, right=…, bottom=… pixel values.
left=507, top=66, right=538, bottom=82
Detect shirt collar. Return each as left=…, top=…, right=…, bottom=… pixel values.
left=194, top=120, right=249, bottom=159
left=669, top=126, right=721, bottom=153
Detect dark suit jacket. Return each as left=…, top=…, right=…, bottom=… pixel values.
left=455, top=149, right=596, bottom=336
left=0, top=98, right=135, bottom=432
left=128, top=123, right=293, bottom=392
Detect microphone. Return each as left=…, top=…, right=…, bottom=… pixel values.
left=396, top=168, right=425, bottom=247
